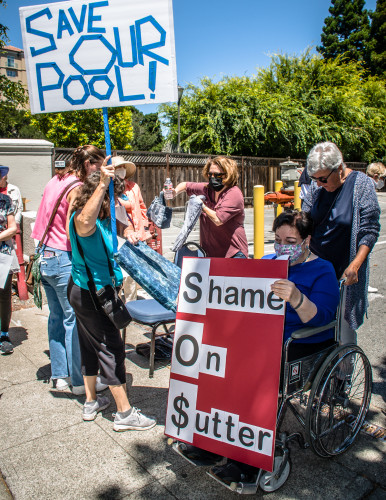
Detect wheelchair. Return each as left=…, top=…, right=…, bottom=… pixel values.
left=171, top=281, right=373, bottom=494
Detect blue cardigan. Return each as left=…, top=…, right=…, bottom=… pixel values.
left=263, top=255, right=340, bottom=343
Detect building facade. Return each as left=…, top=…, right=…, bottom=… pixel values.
left=0, top=45, right=28, bottom=91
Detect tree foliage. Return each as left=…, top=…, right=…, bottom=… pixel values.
left=160, top=52, right=385, bottom=162
left=368, top=0, right=386, bottom=76
left=317, top=0, right=371, bottom=64
left=30, top=107, right=134, bottom=149
left=129, top=107, right=163, bottom=151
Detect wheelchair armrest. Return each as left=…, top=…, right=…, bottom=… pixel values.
left=291, top=321, right=337, bottom=339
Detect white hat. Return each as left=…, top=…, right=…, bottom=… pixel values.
left=112, top=156, right=136, bottom=178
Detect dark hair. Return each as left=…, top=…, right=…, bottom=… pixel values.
left=72, top=171, right=125, bottom=220
left=69, top=145, right=105, bottom=182
left=202, top=156, right=239, bottom=187
left=272, top=210, right=313, bottom=239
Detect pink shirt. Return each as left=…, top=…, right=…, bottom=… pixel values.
left=186, top=182, right=248, bottom=258
left=31, top=174, right=81, bottom=251
left=119, top=181, right=149, bottom=241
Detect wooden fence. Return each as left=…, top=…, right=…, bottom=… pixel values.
left=54, top=149, right=367, bottom=208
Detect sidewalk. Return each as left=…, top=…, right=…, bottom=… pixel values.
left=0, top=202, right=385, bottom=499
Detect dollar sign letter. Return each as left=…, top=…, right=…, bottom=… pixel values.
left=172, top=392, right=189, bottom=436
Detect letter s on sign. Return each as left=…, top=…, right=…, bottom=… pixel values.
left=183, top=272, right=202, bottom=303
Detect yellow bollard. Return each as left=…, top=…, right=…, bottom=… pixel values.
left=293, top=180, right=301, bottom=210
left=253, top=185, right=264, bottom=259
left=275, top=180, right=283, bottom=217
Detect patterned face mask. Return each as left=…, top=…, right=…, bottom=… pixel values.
left=274, top=240, right=305, bottom=263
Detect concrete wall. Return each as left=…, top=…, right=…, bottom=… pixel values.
left=0, top=139, right=54, bottom=211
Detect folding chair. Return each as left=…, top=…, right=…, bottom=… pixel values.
left=125, top=242, right=206, bottom=377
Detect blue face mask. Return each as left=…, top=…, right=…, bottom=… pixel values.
left=274, top=241, right=304, bottom=263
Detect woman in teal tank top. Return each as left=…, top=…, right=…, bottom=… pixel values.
left=68, top=161, right=156, bottom=432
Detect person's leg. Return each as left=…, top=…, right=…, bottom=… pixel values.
left=40, top=259, right=69, bottom=385
left=53, top=250, right=83, bottom=387
left=122, top=276, right=137, bottom=302
left=0, top=273, right=14, bottom=354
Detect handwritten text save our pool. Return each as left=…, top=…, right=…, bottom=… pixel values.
left=22, top=1, right=173, bottom=112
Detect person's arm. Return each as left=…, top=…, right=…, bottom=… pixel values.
left=0, top=213, right=17, bottom=241
left=11, top=186, right=23, bottom=225
left=342, top=245, right=371, bottom=285
left=66, top=185, right=81, bottom=240
left=74, top=158, right=113, bottom=237
left=271, top=279, right=317, bottom=323
left=201, top=203, right=223, bottom=226
left=342, top=175, right=380, bottom=286
left=171, top=182, right=187, bottom=197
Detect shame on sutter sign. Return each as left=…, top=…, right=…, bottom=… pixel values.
left=165, top=257, right=288, bottom=472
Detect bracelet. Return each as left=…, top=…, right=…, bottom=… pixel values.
left=292, top=293, right=304, bottom=310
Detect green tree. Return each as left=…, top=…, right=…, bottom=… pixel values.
left=160, top=51, right=386, bottom=162
left=128, top=107, right=163, bottom=151
left=317, top=0, right=371, bottom=64
left=0, top=0, right=28, bottom=115
left=368, top=0, right=386, bottom=76
left=30, top=107, right=134, bottom=149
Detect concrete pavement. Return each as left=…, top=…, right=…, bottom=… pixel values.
left=0, top=197, right=385, bottom=500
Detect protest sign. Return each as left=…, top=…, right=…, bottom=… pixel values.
left=20, top=0, right=177, bottom=114
left=165, top=257, right=288, bottom=472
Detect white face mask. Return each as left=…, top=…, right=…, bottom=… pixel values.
left=376, top=179, right=384, bottom=190
left=115, top=167, right=126, bottom=180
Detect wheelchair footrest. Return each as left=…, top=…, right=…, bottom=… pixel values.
left=170, top=441, right=223, bottom=467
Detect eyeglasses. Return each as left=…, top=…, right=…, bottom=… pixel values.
left=309, top=169, right=334, bottom=184
left=208, top=172, right=225, bottom=179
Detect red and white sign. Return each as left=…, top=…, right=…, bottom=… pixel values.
left=165, top=257, right=288, bottom=472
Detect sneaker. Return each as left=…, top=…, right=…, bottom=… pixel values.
left=368, top=286, right=378, bottom=293
left=72, top=377, right=109, bottom=395
left=82, top=395, right=110, bottom=421
left=113, top=407, right=156, bottom=432
left=54, top=378, right=69, bottom=391
left=0, top=336, right=14, bottom=355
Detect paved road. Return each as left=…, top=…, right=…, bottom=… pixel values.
left=0, top=195, right=384, bottom=500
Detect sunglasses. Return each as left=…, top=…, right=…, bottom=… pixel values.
left=208, top=172, right=225, bottom=179
left=309, top=169, right=334, bottom=184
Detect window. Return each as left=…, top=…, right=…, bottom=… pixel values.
left=7, top=57, right=15, bottom=68
left=6, top=69, right=17, bottom=77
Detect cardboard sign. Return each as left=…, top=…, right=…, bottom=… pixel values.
left=20, top=0, right=177, bottom=114
left=165, top=258, right=288, bottom=472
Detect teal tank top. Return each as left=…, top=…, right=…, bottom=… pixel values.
left=69, top=214, right=123, bottom=290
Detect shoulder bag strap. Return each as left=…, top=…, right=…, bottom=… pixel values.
left=37, top=179, right=79, bottom=251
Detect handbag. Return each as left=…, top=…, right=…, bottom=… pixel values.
left=146, top=191, right=173, bottom=229
left=115, top=240, right=181, bottom=312
left=75, top=232, right=132, bottom=330
left=25, top=179, right=79, bottom=307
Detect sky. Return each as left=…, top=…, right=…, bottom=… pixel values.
left=1, top=0, right=378, bottom=114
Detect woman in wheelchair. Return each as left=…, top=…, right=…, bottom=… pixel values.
left=177, top=210, right=341, bottom=485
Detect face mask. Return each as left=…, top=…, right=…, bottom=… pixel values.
left=209, top=176, right=224, bottom=192
left=115, top=168, right=126, bottom=180
left=274, top=241, right=304, bottom=263
left=376, top=179, right=384, bottom=190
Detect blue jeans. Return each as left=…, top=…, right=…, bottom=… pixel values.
left=40, top=247, right=83, bottom=386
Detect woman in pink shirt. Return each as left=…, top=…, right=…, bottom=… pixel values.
left=32, top=145, right=108, bottom=393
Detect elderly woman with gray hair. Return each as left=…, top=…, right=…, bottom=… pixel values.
left=303, top=142, right=380, bottom=346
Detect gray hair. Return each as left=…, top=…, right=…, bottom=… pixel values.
left=306, top=142, right=345, bottom=176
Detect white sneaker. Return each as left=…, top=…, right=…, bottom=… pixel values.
left=54, top=378, right=69, bottom=391
left=368, top=286, right=378, bottom=293
left=72, top=377, right=108, bottom=396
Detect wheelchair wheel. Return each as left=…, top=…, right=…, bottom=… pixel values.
left=305, top=345, right=372, bottom=457
left=259, top=450, right=291, bottom=492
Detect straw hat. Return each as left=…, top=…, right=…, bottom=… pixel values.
left=112, top=156, right=136, bottom=178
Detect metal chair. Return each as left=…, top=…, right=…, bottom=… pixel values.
left=125, top=242, right=206, bottom=377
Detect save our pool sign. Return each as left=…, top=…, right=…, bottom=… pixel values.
left=19, top=0, right=177, bottom=114
left=165, top=257, right=288, bottom=472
